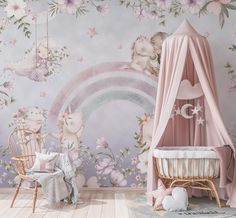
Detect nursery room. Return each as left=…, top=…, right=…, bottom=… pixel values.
left=1, top=0, right=236, bottom=218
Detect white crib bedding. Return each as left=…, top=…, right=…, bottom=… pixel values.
left=153, top=146, right=220, bottom=178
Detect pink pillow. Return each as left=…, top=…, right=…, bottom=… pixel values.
left=148, top=179, right=173, bottom=209
left=31, top=152, right=58, bottom=173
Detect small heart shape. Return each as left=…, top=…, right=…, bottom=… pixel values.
left=162, top=187, right=188, bottom=211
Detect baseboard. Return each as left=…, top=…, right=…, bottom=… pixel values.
left=0, top=186, right=146, bottom=194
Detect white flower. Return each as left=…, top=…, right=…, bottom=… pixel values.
left=8, top=180, right=13, bottom=185
left=95, top=157, right=115, bottom=175
left=135, top=175, right=141, bottom=181
left=4, top=0, right=26, bottom=20
left=131, top=156, right=138, bottom=165
left=155, top=0, right=172, bottom=9
left=2, top=172, right=7, bottom=178
left=136, top=151, right=148, bottom=174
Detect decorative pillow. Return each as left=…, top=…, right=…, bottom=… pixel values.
left=162, top=187, right=188, bottom=211
left=147, top=179, right=173, bottom=209
left=31, top=152, right=58, bottom=173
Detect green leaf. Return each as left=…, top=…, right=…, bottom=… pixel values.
left=0, top=90, right=9, bottom=97
left=219, top=11, right=225, bottom=28
left=225, top=3, right=236, bottom=10
left=228, top=70, right=235, bottom=74
left=17, top=23, right=24, bottom=29
left=225, top=62, right=232, bottom=68
left=199, top=1, right=212, bottom=16
left=222, top=5, right=229, bottom=17
left=229, top=44, right=236, bottom=51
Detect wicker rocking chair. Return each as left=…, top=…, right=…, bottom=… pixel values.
left=8, top=128, right=44, bottom=213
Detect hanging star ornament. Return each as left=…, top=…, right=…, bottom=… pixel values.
left=191, top=106, right=200, bottom=115
left=197, top=117, right=205, bottom=125
left=175, top=107, right=181, bottom=115
left=196, top=102, right=203, bottom=112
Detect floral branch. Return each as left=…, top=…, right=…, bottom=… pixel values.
left=13, top=16, right=31, bottom=38
left=48, top=0, right=108, bottom=17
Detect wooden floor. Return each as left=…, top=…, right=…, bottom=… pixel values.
left=0, top=189, right=147, bottom=218
left=1, top=189, right=236, bottom=218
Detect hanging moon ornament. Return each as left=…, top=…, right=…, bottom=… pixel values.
left=180, top=104, right=194, bottom=119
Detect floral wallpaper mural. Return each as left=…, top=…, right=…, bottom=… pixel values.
left=0, top=0, right=236, bottom=187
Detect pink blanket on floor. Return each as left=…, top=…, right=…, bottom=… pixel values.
left=211, top=145, right=236, bottom=207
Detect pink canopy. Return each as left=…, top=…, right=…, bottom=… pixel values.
left=147, top=19, right=236, bottom=207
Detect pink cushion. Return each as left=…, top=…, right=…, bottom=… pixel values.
left=31, top=152, right=58, bottom=173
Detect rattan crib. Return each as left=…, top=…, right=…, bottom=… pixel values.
left=153, top=146, right=221, bottom=207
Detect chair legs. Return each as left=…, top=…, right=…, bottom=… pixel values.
left=32, top=181, right=38, bottom=213
left=10, top=178, right=22, bottom=208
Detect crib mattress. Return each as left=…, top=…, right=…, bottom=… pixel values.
left=153, top=146, right=220, bottom=178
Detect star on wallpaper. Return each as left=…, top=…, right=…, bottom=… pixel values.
left=87, top=27, right=98, bottom=38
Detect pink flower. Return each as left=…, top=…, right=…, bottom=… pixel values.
left=207, top=0, right=230, bottom=15
left=58, top=0, right=83, bottom=14
left=12, top=112, right=18, bottom=118
left=134, top=8, right=146, bottom=21
left=18, top=107, right=27, bottom=114
left=181, top=0, right=204, bottom=14
left=96, top=4, right=108, bottom=16
left=96, top=137, right=109, bottom=149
